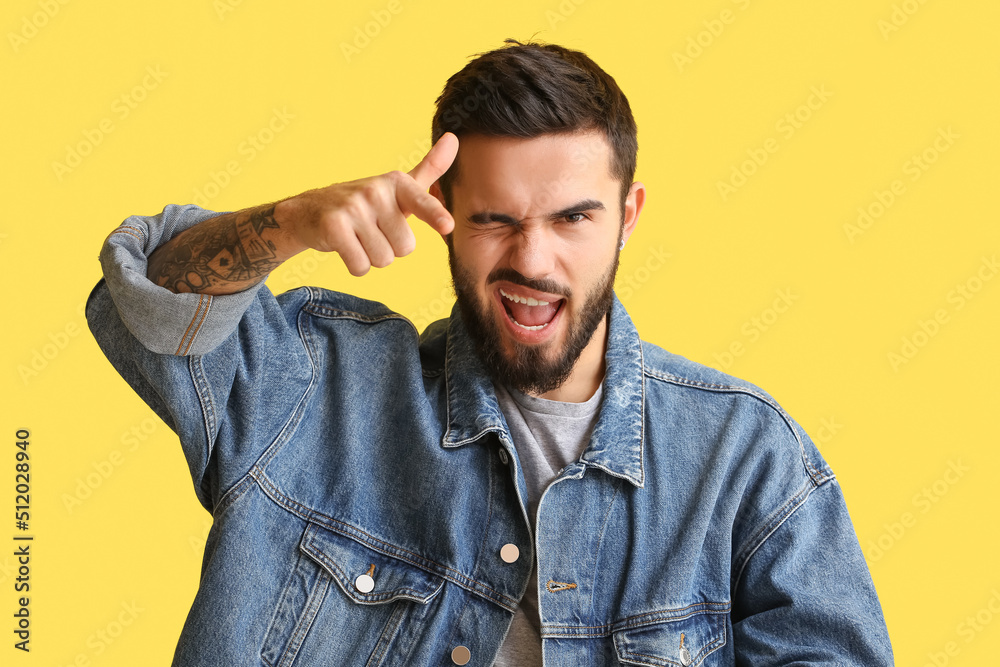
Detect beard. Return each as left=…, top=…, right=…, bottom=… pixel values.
left=447, top=239, right=620, bottom=396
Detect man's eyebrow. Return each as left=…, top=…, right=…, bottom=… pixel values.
left=549, top=199, right=605, bottom=220
left=468, top=210, right=519, bottom=225
left=467, top=199, right=606, bottom=225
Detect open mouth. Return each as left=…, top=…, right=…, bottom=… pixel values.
left=498, top=287, right=565, bottom=332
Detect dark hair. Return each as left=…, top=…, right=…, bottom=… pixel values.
left=431, top=39, right=638, bottom=214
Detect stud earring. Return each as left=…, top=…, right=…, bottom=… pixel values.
left=619, top=239, right=626, bottom=251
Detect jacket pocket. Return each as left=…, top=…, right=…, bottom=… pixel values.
left=613, top=606, right=727, bottom=667
left=261, top=522, right=445, bottom=667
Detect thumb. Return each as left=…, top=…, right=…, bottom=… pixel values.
left=408, top=132, right=459, bottom=190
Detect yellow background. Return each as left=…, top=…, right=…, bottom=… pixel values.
left=3, top=0, right=998, bottom=664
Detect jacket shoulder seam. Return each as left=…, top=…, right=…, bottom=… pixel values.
left=301, top=287, right=418, bottom=333
left=642, top=366, right=831, bottom=484
left=731, top=475, right=836, bottom=592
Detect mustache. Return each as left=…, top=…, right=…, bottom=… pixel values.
left=486, top=267, right=570, bottom=298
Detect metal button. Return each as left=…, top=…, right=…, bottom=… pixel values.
left=680, top=646, right=692, bottom=666
left=451, top=645, right=471, bottom=665
left=354, top=574, right=375, bottom=593
left=500, top=543, right=519, bottom=563
left=499, top=448, right=509, bottom=465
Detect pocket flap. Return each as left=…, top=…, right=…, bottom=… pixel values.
left=299, top=523, right=444, bottom=605
left=614, top=607, right=727, bottom=667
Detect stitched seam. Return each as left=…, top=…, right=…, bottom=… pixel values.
left=175, top=294, right=202, bottom=355
left=443, top=328, right=460, bottom=445
left=255, top=468, right=516, bottom=605
left=622, top=625, right=726, bottom=667
left=184, top=294, right=212, bottom=354
left=730, top=480, right=812, bottom=585
left=736, top=488, right=803, bottom=566
left=182, top=294, right=211, bottom=355
left=280, top=567, right=330, bottom=666
left=188, top=355, right=218, bottom=511
left=176, top=294, right=207, bottom=355
left=301, top=539, right=442, bottom=603
left=214, top=295, right=317, bottom=511
left=211, top=472, right=256, bottom=519
left=250, top=469, right=518, bottom=611
left=732, top=478, right=826, bottom=592
left=618, top=653, right=676, bottom=667
left=110, top=227, right=144, bottom=243
left=468, top=439, right=497, bottom=591
left=585, top=461, right=642, bottom=487
left=643, top=367, right=829, bottom=485
left=639, top=342, right=646, bottom=486
left=588, top=482, right=622, bottom=609
left=542, top=603, right=731, bottom=637
left=260, top=547, right=307, bottom=667
left=698, top=619, right=728, bottom=667
left=365, top=599, right=408, bottom=667
left=440, top=319, right=507, bottom=447
left=441, top=592, right=476, bottom=665
left=302, top=302, right=418, bottom=334
left=251, top=299, right=319, bottom=475
left=644, top=369, right=822, bottom=483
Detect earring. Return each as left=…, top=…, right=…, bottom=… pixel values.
left=619, top=239, right=626, bottom=251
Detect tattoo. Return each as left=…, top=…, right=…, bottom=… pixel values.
left=150, top=205, right=281, bottom=293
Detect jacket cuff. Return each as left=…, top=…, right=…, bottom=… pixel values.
left=98, top=203, right=267, bottom=356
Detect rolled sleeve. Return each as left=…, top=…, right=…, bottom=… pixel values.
left=98, top=203, right=268, bottom=355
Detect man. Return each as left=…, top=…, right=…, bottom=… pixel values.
left=87, top=41, right=893, bottom=666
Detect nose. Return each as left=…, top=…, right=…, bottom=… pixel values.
left=506, top=225, right=555, bottom=281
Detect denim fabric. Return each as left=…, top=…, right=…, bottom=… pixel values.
left=97, top=204, right=266, bottom=356
left=86, top=206, right=894, bottom=666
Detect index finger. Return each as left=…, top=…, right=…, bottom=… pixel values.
left=408, top=132, right=459, bottom=190
left=395, top=175, right=454, bottom=235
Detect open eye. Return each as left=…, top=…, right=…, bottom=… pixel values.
left=564, top=212, right=587, bottom=223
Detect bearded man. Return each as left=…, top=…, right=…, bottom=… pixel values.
left=87, top=40, right=893, bottom=666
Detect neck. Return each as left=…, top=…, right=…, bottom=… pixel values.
left=530, top=316, right=609, bottom=403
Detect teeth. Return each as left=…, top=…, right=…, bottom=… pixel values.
left=512, top=319, right=548, bottom=331
left=500, top=288, right=550, bottom=306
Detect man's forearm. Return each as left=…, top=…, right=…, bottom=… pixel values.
left=147, top=202, right=305, bottom=295
left=146, top=133, right=458, bottom=295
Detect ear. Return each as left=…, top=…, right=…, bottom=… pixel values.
left=620, top=181, right=645, bottom=245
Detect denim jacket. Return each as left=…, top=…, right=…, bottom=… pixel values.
left=87, top=205, right=894, bottom=666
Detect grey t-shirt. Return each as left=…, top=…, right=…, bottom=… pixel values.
left=491, top=382, right=604, bottom=667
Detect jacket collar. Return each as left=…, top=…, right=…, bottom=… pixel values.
left=441, top=295, right=645, bottom=488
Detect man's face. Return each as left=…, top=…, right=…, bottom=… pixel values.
left=439, top=131, right=640, bottom=397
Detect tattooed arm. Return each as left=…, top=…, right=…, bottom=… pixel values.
left=147, top=133, right=459, bottom=295
left=147, top=204, right=298, bottom=295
